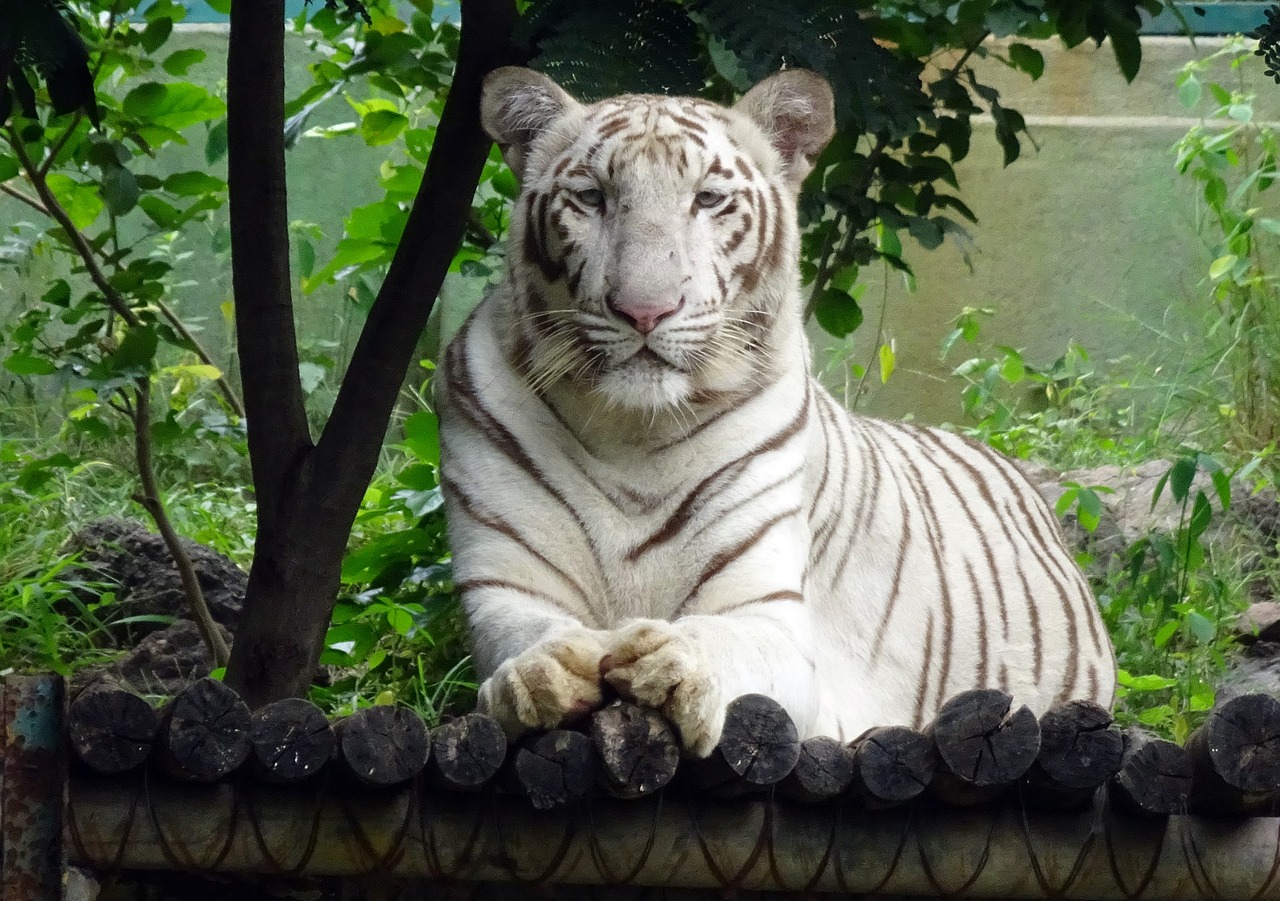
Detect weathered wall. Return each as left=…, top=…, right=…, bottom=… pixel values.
left=841, top=36, right=1280, bottom=423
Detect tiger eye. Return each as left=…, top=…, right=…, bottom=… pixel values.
left=694, top=189, right=726, bottom=209
left=575, top=188, right=605, bottom=209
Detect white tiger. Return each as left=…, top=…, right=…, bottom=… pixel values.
left=436, top=66, right=1116, bottom=756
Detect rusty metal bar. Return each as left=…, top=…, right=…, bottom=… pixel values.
left=61, top=772, right=1280, bottom=899
left=3, top=675, right=67, bottom=901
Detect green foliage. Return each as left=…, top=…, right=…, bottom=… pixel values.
left=1102, top=451, right=1249, bottom=742
left=943, top=307, right=1171, bottom=468
left=316, top=402, right=473, bottom=718
left=1174, top=38, right=1280, bottom=451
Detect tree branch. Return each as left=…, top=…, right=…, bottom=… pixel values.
left=130, top=380, right=231, bottom=669
left=226, top=0, right=313, bottom=523
left=0, top=181, right=48, bottom=215
left=308, top=0, right=519, bottom=519
left=7, top=130, right=140, bottom=327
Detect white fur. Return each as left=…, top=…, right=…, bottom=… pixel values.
left=438, top=70, right=1116, bottom=756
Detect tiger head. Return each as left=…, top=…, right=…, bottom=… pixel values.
left=481, top=68, right=834, bottom=412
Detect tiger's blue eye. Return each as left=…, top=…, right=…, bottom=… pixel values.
left=695, top=189, right=726, bottom=209
left=576, top=188, right=605, bottom=208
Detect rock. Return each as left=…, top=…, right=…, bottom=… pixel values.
left=1235, top=602, right=1280, bottom=644
left=75, top=620, right=232, bottom=699
left=1023, top=460, right=1280, bottom=576
left=64, top=517, right=245, bottom=640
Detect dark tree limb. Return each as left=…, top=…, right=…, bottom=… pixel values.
left=223, top=0, right=520, bottom=708
left=225, top=0, right=311, bottom=523
left=131, top=381, right=231, bottom=668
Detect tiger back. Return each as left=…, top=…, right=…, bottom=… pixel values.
left=436, top=66, right=1116, bottom=755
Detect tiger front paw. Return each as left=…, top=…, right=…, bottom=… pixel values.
left=477, top=630, right=607, bottom=738
left=601, top=619, right=724, bottom=757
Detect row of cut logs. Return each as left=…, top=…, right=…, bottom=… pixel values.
left=66, top=678, right=1280, bottom=814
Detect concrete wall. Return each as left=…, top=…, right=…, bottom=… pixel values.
left=840, top=36, right=1280, bottom=423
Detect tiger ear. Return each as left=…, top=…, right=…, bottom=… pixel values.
left=481, top=67, right=578, bottom=179
left=736, top=70, right=835, bottom=189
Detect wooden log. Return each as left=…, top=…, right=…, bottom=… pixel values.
left=1108, top=731, right=1192, bottom=817
left=424, top=712, right=507, bottom=791
left=926, top=688, right=1040, bottom=805
left=334, top=705, right=430, bottom=788
left=590, top=701, right=679, bottom=799
left=778, top=735, right=856, bottom=802
left=248, top=697, right=335, bottom=784
left=68, top=685, right=158, bottom=775
left=683, top=693, right=801, bottom=796
left=507, top=729, right=598, bottom=810
left=155, top=677, right=251, bottom=782
left=847, top=725, right=936, bottom=806
left=1022, top=700, right=1124, bottom=810
left=1185, top=693, right=1280, bottom=815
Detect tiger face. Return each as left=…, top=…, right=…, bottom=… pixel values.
left=481, top=69, right=835, bottom=411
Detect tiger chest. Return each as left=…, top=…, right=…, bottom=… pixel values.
left=554, top=436, right=812, bottom=624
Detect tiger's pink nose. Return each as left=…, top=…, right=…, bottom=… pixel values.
left=607, top=294, right=684, bottom=335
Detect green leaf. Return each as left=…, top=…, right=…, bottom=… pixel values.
left=0, top=155, right=18, bottom=181
left=1186, top=610, right=1216, bottom=645
left=42, top=280, right=70, bottom=307
left=112, top=325, right=158, bottom=371
left=1137, top=705, right=1174, bottom=727
left=123, top=82, right=225, bottom=132
left=879, top=343, right=896, bottom=383
left=491, top=168, right=519, bottom=199
left=162, top=48, right=206, bottom=76
left=139, top=16, right=173, bottom=53
left=164, top=170, right=226, bottom=196
left=1188, top=490, right=1212, bottom=541
left=4, top=352, right=57, bottom=376
left=101, top=166, right=140, bottom=215
left=1209, top=254, right=1238, bottom=280
left=385, top=606, right=414, bottom=636
left=1055, top=487, right=1079, bottom=518
left=45, top=173, right=103, bottom=229
left=1118, top=671, right=1177, bottom=691
left=1008, top=43, right=1044, bottom=80
left=298, top=361, right=327, bottom=395
left=999, top=351, right=1025, bottom=384
left=1076, top=488, right=1102, bottom=533
left=403, top=410, right=440, bottom=466
left=205, top=120, right=228, bottom=165
left=813, top=288, right=863, bottom=337
left=1169, top=456, right=1197, bottom=504
left=1108, top=21, right=1141, bottom=83
left=138, top=195, right=181, bottom=228
left=1177, top=73, right=1201, bottom=109
left=360, top=109, right=409, bottom=146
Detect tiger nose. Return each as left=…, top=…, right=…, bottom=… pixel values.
left=607, top=294, right=685, bottom=335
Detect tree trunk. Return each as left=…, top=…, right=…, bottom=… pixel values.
left=223, top=0, right=519, bottom=708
